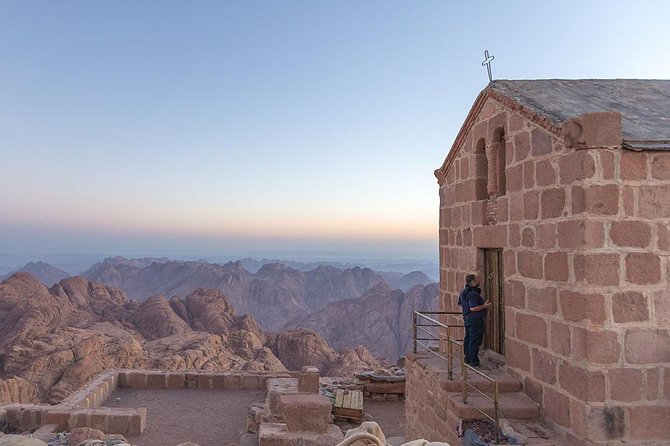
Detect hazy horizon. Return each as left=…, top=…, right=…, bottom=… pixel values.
left=2, top=1, right=669, bottom=257
left=0, top=248, right=440, bottom=281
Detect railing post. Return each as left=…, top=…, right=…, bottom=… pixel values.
left=494, top=382, right=500, bottom=444
left=447, top=328, right=453, bottom=380
left=462, top=355, right=468, bottom=404
left=412, top=312, right=417, bottom=354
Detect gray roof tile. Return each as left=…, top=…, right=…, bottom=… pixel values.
left=490, top=79, right=670, bottom=150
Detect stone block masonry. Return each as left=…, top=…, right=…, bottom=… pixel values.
left=297, top=366, right=320, bottom=393
left=434, top=91, right=670, bottom=445
left=280, top=394, right=332, bottom=433
left=257, top=367, right=345, bottom=446
left=0, top=368, right=298, bottom=436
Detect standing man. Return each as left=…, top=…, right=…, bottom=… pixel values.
left=458, top=274, right=491, bottom=367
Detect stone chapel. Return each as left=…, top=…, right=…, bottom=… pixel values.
left=406, top=80, right=670, bottom=445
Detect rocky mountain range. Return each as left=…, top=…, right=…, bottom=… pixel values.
left=285, top=282, right=439, bottom=363
left=83, top=258, right=398, bottom=331
left=80, top=257, right=438, bottom=362
left=0, top=273, right=378, bottom=405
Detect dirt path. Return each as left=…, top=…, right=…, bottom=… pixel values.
left=104, top=388, right=265, bottom=446
left=364, top=399, right=406, bottom=438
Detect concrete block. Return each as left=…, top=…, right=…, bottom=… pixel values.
left=20, top=407, right=41, bottom=429
left=298, top=368, right=319, bottom=393
left=259, top=422, right=343, bottom=446
left=45, top=410, right=70, bottom=430
left=167, top=373, right=186, bottom=389
left=68, top=412, right=89, bottom=429
left=212, top=374, right=226, bottom=389
left=280, top=394, right=332, bottom=433
left=117, top=371, right=129, bottom=388
left=147, top=373, right=167, bottom=389
left=89, top=412, right=107, bottom=431
left=197, top=374, right=212, bottom=389
left=127, top=372, right=147, bottom=389
left=107, top=413, right=130, bottom=435
left=100, top=381, right=110, bottom=401
left=184, top=373, right=198, bottom=389
left=242, top=374, right=262, bottom=389
left=109, top=372, right=119, bottom=391
left=224, top=374, right=242, bottom=389
left=265, top=379, right=298, bottom=417
left=129, top=407, right=147, bottom=435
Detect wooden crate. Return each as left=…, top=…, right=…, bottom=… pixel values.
left=333, top=389, right=364, bottom=421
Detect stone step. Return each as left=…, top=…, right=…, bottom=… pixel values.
left=442, top=368, right=522, bottom=393
left=448, top=392, right=541, bottom=420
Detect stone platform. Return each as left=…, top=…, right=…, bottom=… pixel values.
left=0, top=368, right=297, bottom=438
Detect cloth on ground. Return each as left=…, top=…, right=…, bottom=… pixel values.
left=335, top=421, right=450, bottom=446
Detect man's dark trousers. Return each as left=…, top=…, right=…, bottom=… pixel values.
left=464, top=317, right=485, bottom=366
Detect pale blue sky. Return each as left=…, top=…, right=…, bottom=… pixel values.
left=1, top=1, right=669, bottom=259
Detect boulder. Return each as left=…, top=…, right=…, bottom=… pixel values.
left=0, top=435, right=47, bottom=446
left=68, top=427, right=106, bottom=446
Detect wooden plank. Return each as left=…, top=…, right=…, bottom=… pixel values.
left=334, top=407, right=364, bottom=421
left=351, top=390, right=360, bottom=409
left=342, top=391, right=352, bottom=408
left=335, top=390, right=344, bottom=407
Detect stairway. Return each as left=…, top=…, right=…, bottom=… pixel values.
left=443, top=366, right=540, bottom=420
left=443, top=365, right=565, bottom=445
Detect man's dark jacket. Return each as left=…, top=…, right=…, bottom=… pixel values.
left=458, top=285, right=486, bottom=320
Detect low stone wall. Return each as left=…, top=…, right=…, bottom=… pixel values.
left=116, top=369, right=295, bottom=390
left=0, top=368, right=299, bottom=436
left=61, top=370, right=119, bottom=410
left=405, top=353, right=460, bottom=445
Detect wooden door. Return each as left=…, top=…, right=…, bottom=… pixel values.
left=484, top=249, right=505, bottom=354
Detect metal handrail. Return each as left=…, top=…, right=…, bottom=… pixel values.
left=413, top=311, right=463, bottom=379
left=413, top=310, right=501, bottom=444
left=449, top=337, right=501, bottom=444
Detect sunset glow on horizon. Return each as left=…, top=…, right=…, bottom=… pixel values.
left=2, top=1, right=669, bottom=258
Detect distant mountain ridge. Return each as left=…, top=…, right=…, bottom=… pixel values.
left=83, top=257, right=431, bottom=331
left=237, top=257, right=437, bottom=281
left=1, top=261, right=71, bottom=286
left=284, top=282, right=439, bottom=362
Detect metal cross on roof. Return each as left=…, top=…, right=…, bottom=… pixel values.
left=482, top=50, right=495, bottom=83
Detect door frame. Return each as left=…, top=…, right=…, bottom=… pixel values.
left=483, top=248, right=505, bottom=355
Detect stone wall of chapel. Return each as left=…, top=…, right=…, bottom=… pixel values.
left=437, top=96, right=670, bottom=444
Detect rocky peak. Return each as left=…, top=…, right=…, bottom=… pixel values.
left=268, top=329, right=378, bottom=375
left=128, top=295, right=191, bottom=340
